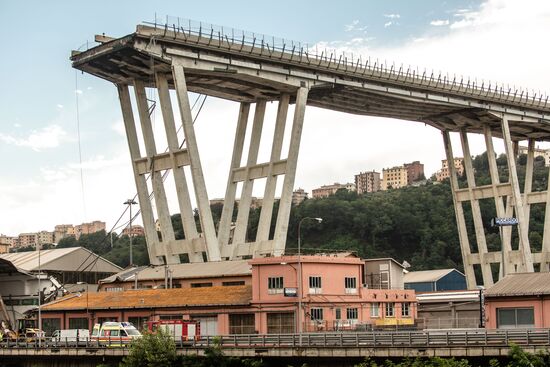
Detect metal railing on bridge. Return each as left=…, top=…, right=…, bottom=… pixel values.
left=5, top=329, right=550, bottom=350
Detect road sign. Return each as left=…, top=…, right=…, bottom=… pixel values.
left=284, top=288, right=297, bottom=297
left=491, top=217, right=519, bottom=226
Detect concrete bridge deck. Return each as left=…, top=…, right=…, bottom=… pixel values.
left=1, top=329, right=549, bottom=360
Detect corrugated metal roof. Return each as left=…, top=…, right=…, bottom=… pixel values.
left=0, top=247, right=122, bottom=273
left=485, top=272, right=550, bottom=297
left=100, top=260, right=251, bottom=283
left=42, top=285, right=252, bottom=311
left=403, top=269, right=460, bottom=284
left=416, top=290, right=480, bottom=303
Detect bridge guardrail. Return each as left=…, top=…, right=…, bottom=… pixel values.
left=3, top=329, right=550, bottom=349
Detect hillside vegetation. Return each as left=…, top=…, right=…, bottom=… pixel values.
left=55, top=152, right=549, bottom=274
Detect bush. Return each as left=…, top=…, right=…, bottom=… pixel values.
left=120, top=329, right=177, bottom=367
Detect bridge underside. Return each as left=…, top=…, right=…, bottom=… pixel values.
left=72, top=22, right=550, bottom=288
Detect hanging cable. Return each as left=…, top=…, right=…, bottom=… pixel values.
left=74, top=70, right=87, bottom=220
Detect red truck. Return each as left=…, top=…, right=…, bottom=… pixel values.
left=146, top=320, right=200, bottom=341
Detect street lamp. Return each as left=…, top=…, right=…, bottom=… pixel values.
left=124, top=199, right=138, bottom=266
left=297, top=217, right=322, bottom=342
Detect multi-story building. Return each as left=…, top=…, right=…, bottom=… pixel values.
left=381, top=166, right=408, bottom=190
left=518, top=145, right=550, bottom=166
left=435, top=158, right=464, bottom=181
left=18, top=233, right=38, bottom=248
left=403, top=161, right=424, bottom=184
left=75, top=221, right=106, bottom=239
left=37, top=230, right=54, bottom=246
left=312, top=183, right=356, bottom=199
left=54, top=224, right=75, bottom=243
left=355, top=171, right=381, bottom=194
left=291, top=188, right=308, bottom=206
left=0, top=235, right=15, bottom=246
left=122, top=225, right=145, bottom=237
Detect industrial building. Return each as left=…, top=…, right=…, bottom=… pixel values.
left=40, top=254, right=417, bottom=335
left=0, top=247, right=121, bottom=328
left=404, top=269, right=467, bottom=292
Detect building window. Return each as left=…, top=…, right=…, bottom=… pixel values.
left=309, top=276, right=322, bottom=294
left=335, top=308, right=341, bottom=320
left=402, top=302, right=411, bottom=317
left=222, top=281, right=245, bottom=286
left=310, top=308, right=324, bottom=321
left=345, top=277, right=358, bottom=294
left=497, top=308, right=535, bottom=329
left=128, top=316, right=149, bottom=331
left=267, top=277, right=284, bottom=294
left=98, top=317, right=119, bottom=325
left=229, top=314, right=255, bottom=334
left=346, top=308, right=358, bottom=320
left=370, top=303, right=380, bottom=318
left=42, top=318, right=61, bottom=337
left=68, top=318, right=88, bottom=330
left=267, top=312, right=295, bottom=334
left=385, top=302, right=395, bottom=317
left=159, top=315, right=183, bottom=320
left=191, top=282, right=213, bottom=288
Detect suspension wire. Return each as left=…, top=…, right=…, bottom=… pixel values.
left=74, top=70, right=87, bottom=220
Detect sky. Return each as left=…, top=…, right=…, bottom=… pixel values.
left=1, top=0, right=550, bottom=236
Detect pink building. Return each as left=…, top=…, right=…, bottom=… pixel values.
left=251, top=255, right=416, bottom=333
left=39, top=254, right=417, bottom=336
left=484, top=273, right=550, bottom=329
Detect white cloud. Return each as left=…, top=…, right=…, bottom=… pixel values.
left=13, top=123, right=21, bottom=128
left=384, top=14, right=401, bottom=19
left=384, top=21, right=395, bottom=28
left=75, top=89, right=83, bottom=94
left=56, top=104, right=64, bottom=109
left=0, top=125, right=70, bottom=151
left=430, top=19, right=450, bottom=26
left=344, top=20, right=368, bottom=32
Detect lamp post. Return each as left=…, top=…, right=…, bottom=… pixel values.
left=37, top=242, right=42, bottom=348
left=297, top=217, right=322, bottom=343
left=124, top=199, right=138, bottom=266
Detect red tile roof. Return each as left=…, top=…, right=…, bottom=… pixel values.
left=42, top=285, right=252, bottom=311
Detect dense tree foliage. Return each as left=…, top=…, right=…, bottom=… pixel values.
left=56, top=152, right=548, bottom=274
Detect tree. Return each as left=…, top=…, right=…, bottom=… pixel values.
left=120, top=330, right=177, bottom=367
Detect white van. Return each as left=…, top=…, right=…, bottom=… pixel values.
left=51, top=329, right=91, bottom=346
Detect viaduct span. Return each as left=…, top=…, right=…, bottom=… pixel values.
left=71, top=18, right=550, bottom=288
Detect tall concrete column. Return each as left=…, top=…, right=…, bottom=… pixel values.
left=256, top=94, right=290, bottom=243
left=232, top=101, right=267, bottom=254
left=442, top=130, right=477, bottom=289
left=155, top=73, right=203, bottom=263
left=501, top=115, right=534, bottom=272
left=172, top=62, right=221, bottom=261
left=133, top=80, right=180, bottom=264
left=483, top=126, right=511, bottom=278
left=117, top=84, right=162, bottom=265
left=273, top=87, right=309, bottom=256
left=541, top=159, right=550, bottom=271
left=218, top=103, right=250, bottom=249
left=460, top=130, right=493, bottom=286
left=524, top=139, right=535, bottom=225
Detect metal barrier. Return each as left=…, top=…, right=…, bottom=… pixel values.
left=3, top=329, right=550, bottom=349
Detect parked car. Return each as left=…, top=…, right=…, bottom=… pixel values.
left=50, top=329, right=91, bottom=346
left=91, top=322, right=141, bottom=347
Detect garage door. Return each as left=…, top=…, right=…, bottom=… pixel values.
left=267, top=312, right=295, bottom=334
